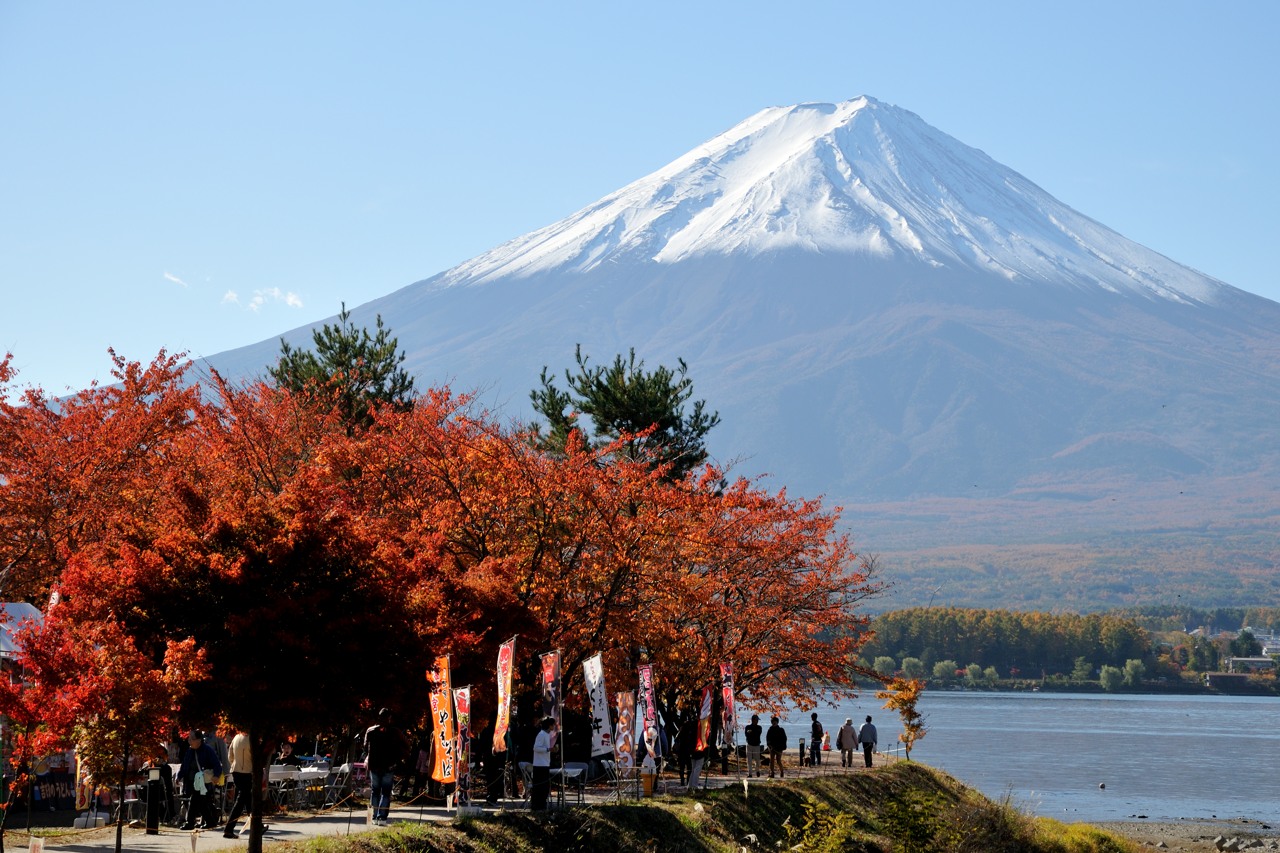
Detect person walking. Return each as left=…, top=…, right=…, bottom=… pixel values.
left=178, top=730, right=222, bottom=830
left=364, top=708, right=405, bottom=825
left=743, top=714, right=763, bottom=778
left=809, top=713, right=824, bottom=767
left=836, top=717, right=857, bottom=768
left=857, top=715, right=878, bottom=768
left=530, top=717, right=556, bottom=811
left=674, top=710, right=696, bottom=786
left=765, top=716, right=787, bottom=778
left=222, top=730, right=252, bottom=838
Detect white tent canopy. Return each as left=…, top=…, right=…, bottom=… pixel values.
left=0, top=602, right=43, bottom=657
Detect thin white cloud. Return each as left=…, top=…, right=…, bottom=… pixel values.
left=221, top=287, right=302, bottom=312
left=164, top=271, right=189, bottom=288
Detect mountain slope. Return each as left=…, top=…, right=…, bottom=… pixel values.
left=208, top=97, right=1280, bottom=610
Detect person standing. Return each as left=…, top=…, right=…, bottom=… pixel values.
left=364, top=708, right=405, bottom=826
left=836, top=718, right=858, bottom=768
left=857, top=715, right=878, bottom=768
left=222, top=730, right=252, bottom=838
left=674, top=710, right=695, bottom=785
left=809, top=713, right=824, bottom=767
left=743, top=714, right=763, bottom=778
left=765, top=716, right=787, bottom=778
left=530, top=717, right=556, bottom=811
left=178, top=730, right=222, bottom=830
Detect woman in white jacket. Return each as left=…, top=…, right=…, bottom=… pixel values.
left=530, top=717, right=557, bottom=810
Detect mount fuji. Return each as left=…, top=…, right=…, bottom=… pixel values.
left=209, top=96, right=1280, bottom=610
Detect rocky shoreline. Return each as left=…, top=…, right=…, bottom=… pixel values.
left=1096, top=818, right=1278, bottom=852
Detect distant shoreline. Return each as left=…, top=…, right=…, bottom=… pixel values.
left=922, top=680, right=1278, bottom=697
left=1095, top=817, right=1279, bottom=852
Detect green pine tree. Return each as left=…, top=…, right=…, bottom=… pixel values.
left=268, top=304, right=415, bottom=431
left=531, top=345, right=720, bottom=482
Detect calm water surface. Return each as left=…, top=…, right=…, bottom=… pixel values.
left=783, top=691, right=1278, bottom=823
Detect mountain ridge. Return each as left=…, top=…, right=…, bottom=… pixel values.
left=205, top=96, right=1280, bottom=610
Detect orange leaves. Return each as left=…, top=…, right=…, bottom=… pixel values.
left=876, top=677, right=926, bottom=758
left=0, top=350, right=204, bottom=600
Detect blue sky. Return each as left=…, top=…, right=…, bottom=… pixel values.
left=3, top=1, right=1277, bottom=393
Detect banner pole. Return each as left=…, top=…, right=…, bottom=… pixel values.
left=557, top=650, right=565, bottom=806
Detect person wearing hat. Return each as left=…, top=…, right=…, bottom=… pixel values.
left=836, top=718, right=858, bottom=768
left=178, top=729, right=222, bottom=830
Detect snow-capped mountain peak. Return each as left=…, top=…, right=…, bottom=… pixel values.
left=437, top=96, right=1224, bottom=304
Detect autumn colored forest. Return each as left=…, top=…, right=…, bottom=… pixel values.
left=0, top=330, right=887, bottom=849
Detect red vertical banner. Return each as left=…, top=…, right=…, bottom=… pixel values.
left=453, top=686, right=471, bottom=807
left=613, top=691, right=637, bottom=769
left=719, top=662, right=737, bottom=749
left=540, top=650, right=562, bottom=728
left=493, top=637, right=516, bottom=753
left=694, top=684, right=713, bottom=752
left=428, top=655, right=457, bottom=783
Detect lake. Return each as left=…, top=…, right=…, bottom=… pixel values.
left=781, top=691, right=1278, bottom=824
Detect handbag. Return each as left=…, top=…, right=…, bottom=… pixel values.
left=193, top=751, right=210, bottom=793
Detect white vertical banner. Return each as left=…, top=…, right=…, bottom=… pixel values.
left=583, top=653, right=614, bottom=757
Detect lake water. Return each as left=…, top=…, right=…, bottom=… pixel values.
left=781, top=691, right=1279, bottom=824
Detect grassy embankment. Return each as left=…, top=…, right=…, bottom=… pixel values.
left=276, top=762, right=1136, bottom=853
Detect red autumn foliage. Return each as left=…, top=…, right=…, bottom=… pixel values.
left=1, top=349, right=881, bottom=851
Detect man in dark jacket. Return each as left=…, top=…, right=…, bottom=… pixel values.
left=178, top=730, right=222, bottom=830
left=765, top=717, right=787, bottom=778
left=857, top=715, right=878, bottom=768
left=364, top=708, right=406, bottom=825
left=743, top=714, right=763, bottom=777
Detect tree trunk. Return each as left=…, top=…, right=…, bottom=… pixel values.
left=245, top=726, right=268, bottom=853
left=114, top=743, right=129, bottom=853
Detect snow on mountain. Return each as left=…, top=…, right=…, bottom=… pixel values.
left=438, top=96, right=1225, bottom=305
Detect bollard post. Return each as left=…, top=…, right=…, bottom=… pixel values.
left=145, top=767, right=161, bottom=835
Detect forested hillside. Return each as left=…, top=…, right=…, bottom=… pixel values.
left=857, top=606, right=1280, bottom=689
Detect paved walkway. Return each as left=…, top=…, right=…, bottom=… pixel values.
left=14, top=753, right=892, bottom=851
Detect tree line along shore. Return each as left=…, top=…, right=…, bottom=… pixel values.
left=857, top=606, right=1280, bottom=695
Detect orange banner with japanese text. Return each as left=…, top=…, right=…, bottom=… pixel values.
left=428, top=655, right=456, bottom=783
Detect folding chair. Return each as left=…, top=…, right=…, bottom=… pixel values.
left=324, top=764, right=351, bottom=807
left=517, top=762, right=533, bottom=805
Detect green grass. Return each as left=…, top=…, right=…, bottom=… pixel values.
left=268, top=764, right=1138, bottom=853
